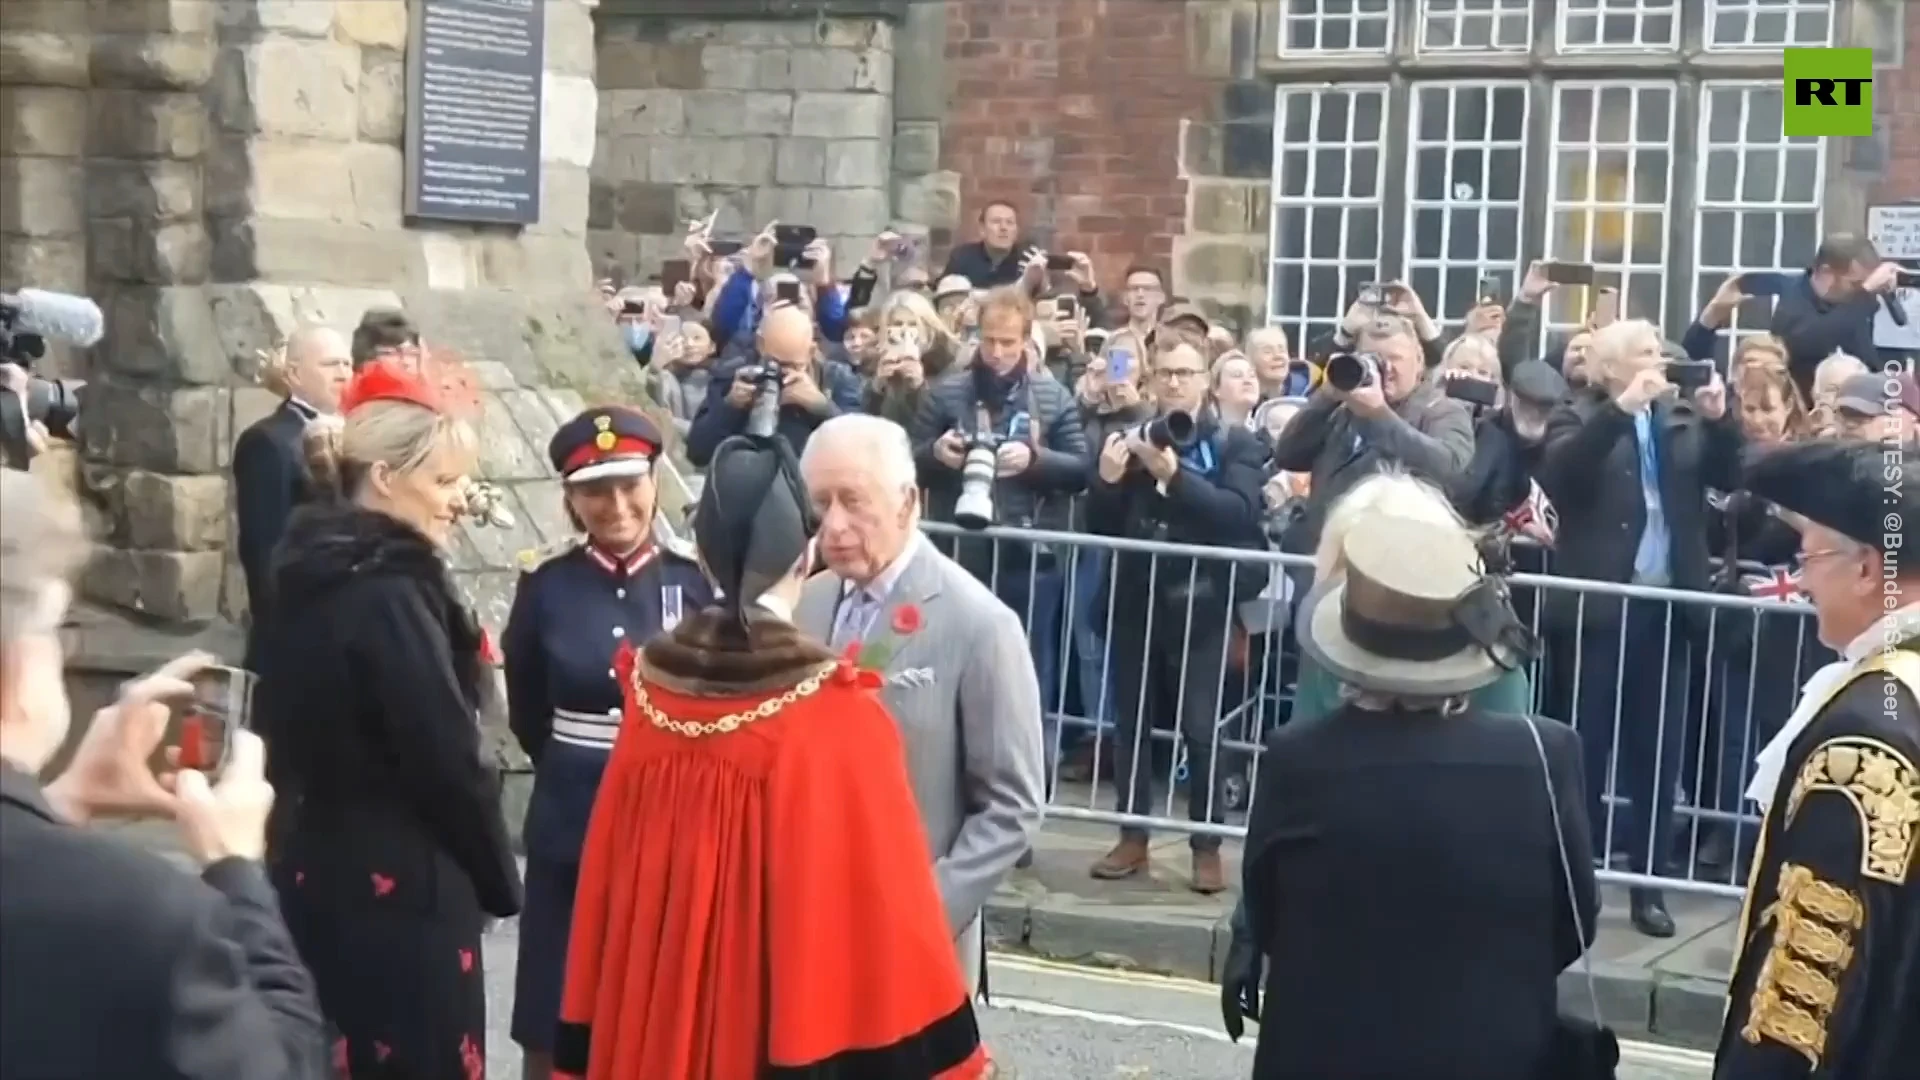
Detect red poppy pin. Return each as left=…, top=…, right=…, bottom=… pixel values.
left=891, top=603, right=924, bottom=636
left=479, top=628, right=502, bottom=667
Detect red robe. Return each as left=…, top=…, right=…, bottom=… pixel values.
left=554, top=618, right=987, bottom=1080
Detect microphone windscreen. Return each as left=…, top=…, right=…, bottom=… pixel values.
left=13, top=289, right=105, bottom=348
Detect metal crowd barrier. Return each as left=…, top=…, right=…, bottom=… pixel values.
left=920, top=520, right=1826, bottom=901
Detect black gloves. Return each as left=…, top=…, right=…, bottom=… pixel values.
left=1220, top=924, right=1262, bottom=1041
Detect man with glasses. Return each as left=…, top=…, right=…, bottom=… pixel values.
left=1118, top=266, right=1169, bottom=344
left=1270, top=313, right=1477, bottom=559
left=1084, top=329, right=1269, bottom=894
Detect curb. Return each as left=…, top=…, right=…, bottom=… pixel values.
left=986, top=893, right=1730, bottom=1052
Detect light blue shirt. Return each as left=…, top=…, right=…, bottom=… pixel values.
left=830, top=534, right=924, bottom=648
left=1632, top=411, right=1671, bottom=586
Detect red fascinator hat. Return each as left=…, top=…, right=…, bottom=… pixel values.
left=341, top=348, right=482, bottom=419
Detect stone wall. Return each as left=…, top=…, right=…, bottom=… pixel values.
left=590, top=11, right=897, bottom=281
left=3, top=0, right=647, bottom=655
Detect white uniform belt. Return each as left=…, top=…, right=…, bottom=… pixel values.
left=551, top=708, right=620, bottom=748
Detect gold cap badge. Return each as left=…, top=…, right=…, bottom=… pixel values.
left=593, top=413, right=616, bottom=452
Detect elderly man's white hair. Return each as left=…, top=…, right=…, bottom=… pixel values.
left=800, top=413, right=918, bottom=502
left=0, top=470, right=85, bottom=642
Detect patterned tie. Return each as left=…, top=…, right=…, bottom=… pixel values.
left=835, top=589, right=878, bottom=649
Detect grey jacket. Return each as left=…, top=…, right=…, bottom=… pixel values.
left=1270, top=382, right=1476, bottom=554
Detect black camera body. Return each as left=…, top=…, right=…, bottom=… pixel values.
left=1444, top=376, right=1500, bottom=409
left=773, top=225, right=818, bottom=270
left=740, top=363, right=786, bottom=438
left=1, top=291, right=89, bottom=467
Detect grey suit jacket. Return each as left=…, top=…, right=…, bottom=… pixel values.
left=797, top=535, right=1047, bottom=938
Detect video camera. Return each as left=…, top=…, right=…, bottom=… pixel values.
left=1, top=288, right=100, bottom=467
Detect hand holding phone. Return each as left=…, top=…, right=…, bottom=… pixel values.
left=1588, top=287, right=1619, bottom=330
left=1544, top=261, right=1597, bottom=287
left=167, top=665, right=258, bottom=780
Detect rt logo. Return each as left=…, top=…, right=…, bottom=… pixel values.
left=1783, top=48, right=1874, bottom=137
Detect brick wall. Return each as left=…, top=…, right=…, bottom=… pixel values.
left=938, top=0, right=1226, bottom=295
left=1874, top=9, right=1920, bottom=202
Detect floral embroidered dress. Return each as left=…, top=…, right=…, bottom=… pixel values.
left=555, top=611, right=986, bottom=1080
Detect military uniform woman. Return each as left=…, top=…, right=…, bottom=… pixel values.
left=501, top=407, right=711, bottom=1078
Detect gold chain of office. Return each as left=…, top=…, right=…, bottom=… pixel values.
left=629, top=663, right=835, bottom=737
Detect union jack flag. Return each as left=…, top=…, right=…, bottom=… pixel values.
left=1502, top=479, right=1559, bottom=547
left=1742, top=565, right=1807, bottom=604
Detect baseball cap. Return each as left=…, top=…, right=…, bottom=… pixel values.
left=1834, top=373, right=1888, bottom=417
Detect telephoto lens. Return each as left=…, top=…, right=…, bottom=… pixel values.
left=744, top=365, right=784, bottom=438
left=952, top=432, right=1001, bottom=530
left=1324, top=351, right=1379, bottom=393
left=1142, top=409, right=1198, bottom=451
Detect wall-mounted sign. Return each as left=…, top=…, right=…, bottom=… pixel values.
left=1868, top=204, right=1920, bottom=352
left=405, top=0, right=545, bottom=226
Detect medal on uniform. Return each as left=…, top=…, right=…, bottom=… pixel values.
left=661, top=585, right=683, bottom=631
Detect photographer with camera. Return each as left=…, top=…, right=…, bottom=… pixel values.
left=910, top=287, right=1086, bottom=703
left=0, top=471, right=327, bottom=1078
left=1, top=288, right=96, bottom=468
left=1083, top=330, right=1268, bottom=894
left=1270, top=312, right=1475, bottom=560
left=1534, top=319, right=1742, bottom=938
left=685, top=304, right=861, bottom=466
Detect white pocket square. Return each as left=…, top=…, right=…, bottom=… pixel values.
left=886, top=667, right=936, bottom=688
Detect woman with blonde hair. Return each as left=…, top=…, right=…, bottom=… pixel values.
left=251, top=359, right=523, bottom=1079
left=865, top=290, right=960, bottom=426
left=1210, top=350, right=1263, bottom=430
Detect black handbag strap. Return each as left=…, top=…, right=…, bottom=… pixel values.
left=1521, top=714, right=1603, bottom=1026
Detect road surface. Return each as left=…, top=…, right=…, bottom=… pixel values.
left=480, top=923, right=1717, bottom=1078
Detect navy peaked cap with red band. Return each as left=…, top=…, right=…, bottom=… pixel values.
left=549, top=406, right=663, bottom=483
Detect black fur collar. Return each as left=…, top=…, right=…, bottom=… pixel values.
left=272, top=503, right=448, bottom=601
left=640, top=608, right=837, bottom=698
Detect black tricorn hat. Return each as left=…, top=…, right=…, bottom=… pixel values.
left=1742, top=439, right=1920, bottom=549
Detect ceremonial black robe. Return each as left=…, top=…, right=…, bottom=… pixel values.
left=1714, top=642, right=1920, bottom=1080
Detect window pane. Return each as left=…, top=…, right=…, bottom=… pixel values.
left=1558, top=0, right=1679, bottom=51
left=1692, top=82, right=1828, bottom=359
left=1418, top=0, right=1533, bottom=53
left=1404, top=82, right=1532, bottom=330
left=1544, top=82, right=1675, bottom=339
left=1270, top=85, right=1390, bottom=352
left=1278, top=0, right=1394, bottom=55
left=1705, top=0, right=1833, bottom=50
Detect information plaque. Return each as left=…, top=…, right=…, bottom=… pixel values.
left=405, top=0, right=546, bottom=226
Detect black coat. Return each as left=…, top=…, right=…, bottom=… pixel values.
left=251, top=503, right=521, bottom=1078
left=232, top=400, right=317, bottom=630
left=1244, top=705, right=1597, bottom=1080
left=0, top=765, right=327, bottom=1079
left=1534, top=390, right=1743, bottom=632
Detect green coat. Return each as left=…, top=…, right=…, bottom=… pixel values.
left=1288, top=651, right=1535, bottom=724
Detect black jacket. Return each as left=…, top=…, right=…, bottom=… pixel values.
left=940, top=241, right=1026, bottom=288
left=251, top=504, right=522, bottom=920
left=232, top=400, right=316, bottom=628
left=1535, top=389, right=1743, bottom=632
left=685, top=352, right=864, bottom=466
left=1452, top=409, right=1547, bottom=527
left=0, top=765, right=327, bottom=1079
left=1083, top=416, right=1269, bottom=615
left=1768, top=274, right=1881, bottom=399
left=1245, top=706, right=1596, bottom=1080
left=909, top=365, right=1089, bottom=533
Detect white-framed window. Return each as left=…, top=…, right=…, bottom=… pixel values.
left=1404, top=83, right=1531, bottom=326
left=1556, top=0, right=1679, bottom=51
left=1270, top=85, right=1390, bottom=352
left=1705, top=0, right=1835, bottom=49
left=1859, top=0, right=1907, bottom=67
left=1419, top=0, right=1534, bottom=51
left=1693, top=83, right=1826, bottom=353
left=1278, top=0, right=1393, bottom=55
left=1544, top=82, right=1677, bottom=337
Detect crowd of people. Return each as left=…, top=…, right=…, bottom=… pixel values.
left=603, top=206, right=1915, bottom=933
left=0, top=196, right=1915, bottom=1080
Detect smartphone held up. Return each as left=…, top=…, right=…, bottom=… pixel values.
left=162, top=665, right=257, bottom=780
